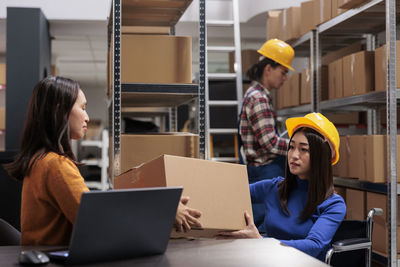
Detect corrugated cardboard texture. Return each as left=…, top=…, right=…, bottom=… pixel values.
left=347, top=135, right=365, bottom=179
left=345, top=189, right=365, bottom=220
left=333, top=136, right=349, bottom=177
left=285, top=6, right=301, bottom=41
left=338, top=0, right=368, bottom=9
left=290, top=73, right=301, bottom=107
left=0, top=64, right=5, bottom=85
left=121, top=133, right=199, bottom=173
left=313, top=0, right=332, bottom=26
left=121, top=26, right=170, bottom=35
left=322, top=41, right=362, bottom=66
left=328, top=58, right=343, bottom=100
left=114, top=155, right=252, bottom=238
left=266, top=11, right=283, bottom=40
left=343, top=51, right=374, bottom=97
left=121, top=34, right=192, bottom=83
left=300, top=1, right=315, bottom=36
left=301, top=68, right=311, bottom=104
left=326, top=112, right=359, bottom=124
left=374, top=41, right=400, bottom=91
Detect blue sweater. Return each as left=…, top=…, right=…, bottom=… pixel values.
left=250, top=176, right=346, bottom=261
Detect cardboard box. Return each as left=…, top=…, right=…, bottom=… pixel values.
left=121, top=34, right=192, bottom=84
left=266, top=11, right=283, bottom=40
left=0, top=64, right=5, bottom=85
left=331, top=0, right=346, bottom=18
left=343, top=51, right=374, bottom=97
left=301, top=68, right=312, bottom=104
left=229, top=50, right=260, bottom=74
left=320, top=66, right=329, bottom=101
left=285, top=6, right=301, bottom=41
left=300, top=1, right=315, bottom=36
left=345, top=189, right=365, bottom=220
left=374, top=41, right=400, bottom=92
left=328, top=58, right=343, bottom=100
left=333, top=136, right=347, bottom=177
left=326, top=112, right=359, bottom=124
left=313, top=0, right=332, bottom=26
left=364, top=135, right=400, bottom=183
left=114, top=154, right=253, bottom=238
left=290, top=73, right=301, bottom=107
left=121, top=26, right=170, bottom=35
left=322, top=41, right=362, bottom=66
left=121, top=133, right=199, bottom=173
left=347, top=135, right=365, bottom=180
left=0, top=107, right=4, bottom=130
left=366, top=192, right=400, bottom=255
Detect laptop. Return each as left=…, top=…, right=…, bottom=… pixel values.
left=46, top=187, right=182, bottom=265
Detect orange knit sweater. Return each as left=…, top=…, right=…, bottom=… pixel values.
left=20, top=152, right=89, bottom=246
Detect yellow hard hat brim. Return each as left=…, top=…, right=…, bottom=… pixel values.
left=286, top=117, right=339, bottom=165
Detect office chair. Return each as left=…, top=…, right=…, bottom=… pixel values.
left=0, top=218, right=20, bottom=245
left=325, top=208, right=383, bottom=267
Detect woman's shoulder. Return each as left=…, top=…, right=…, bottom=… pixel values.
left=37, top=152, right=75, bottom=169
left=318, top=193, right=347, bottom=214
left=245, top=84, right=267, bottom=99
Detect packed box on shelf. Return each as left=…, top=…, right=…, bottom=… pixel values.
left=342, top=51, right=374, bottom=97
left=0, top=63, right=5, bottom=85
left=366, top=192, right=400, bottom=255
left=120, top=133, right=199, bottom=173
left=301, top=68, right=311, bottom=105
left=374, top=41, right=400, bottom=92
left=266, top=10, right=283, bottom=41
left=333, top=135, right=400, bottom=183
left=345, top=188, right=365, bottom=220
left=338, top=0, right=371, bottom=9
left=114, top=154, right=252, bottom=238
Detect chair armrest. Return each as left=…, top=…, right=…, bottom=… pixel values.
left=332, top=238, right=371, bottom=252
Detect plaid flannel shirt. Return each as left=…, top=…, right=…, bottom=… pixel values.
left=239, top=82, right=289, bottom=166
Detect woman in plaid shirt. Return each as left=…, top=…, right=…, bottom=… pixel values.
left=239, top=39, right=295, bottom=229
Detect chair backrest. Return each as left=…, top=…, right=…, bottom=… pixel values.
left=0, top=218, right=20, bottom=245
left=329, top=220, right=367, bottom=267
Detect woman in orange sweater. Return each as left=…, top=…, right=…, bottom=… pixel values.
left=7, top=76, right=201, bottom=245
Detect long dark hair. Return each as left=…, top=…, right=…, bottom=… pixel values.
left=6, top=76, right=81, bottom=181
left=278, top=127, right=334, bottom=221
left=246, top=57, right=280, bottom=83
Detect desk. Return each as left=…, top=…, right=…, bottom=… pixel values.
left=1, top=239, right=328, bottom=266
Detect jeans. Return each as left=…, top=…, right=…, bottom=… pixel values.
left=247, top=155, right=286, bottom=231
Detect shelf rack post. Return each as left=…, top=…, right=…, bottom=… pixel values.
left=199, top=0, right=207, bottom=159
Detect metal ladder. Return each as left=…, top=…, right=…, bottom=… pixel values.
left=205, top=0, right=243, bottom=162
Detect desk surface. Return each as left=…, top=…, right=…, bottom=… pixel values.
left=1, top=238, right=328, bottom=266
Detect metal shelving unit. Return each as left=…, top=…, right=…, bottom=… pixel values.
left=109, top=0, right=205, bottom=179
left=278, top=0, right=399, bottom=264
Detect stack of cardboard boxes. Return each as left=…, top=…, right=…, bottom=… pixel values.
left=107, top=26, right=200, bottom=172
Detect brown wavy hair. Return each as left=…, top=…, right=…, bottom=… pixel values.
left=278, top=127, right=334, bottom=221
left=5, top=76, right=80, bottom=181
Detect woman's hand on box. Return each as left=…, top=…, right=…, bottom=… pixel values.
left=174, top=196, right=202, bottom=232
left=217, top=211, right=262, bottom=239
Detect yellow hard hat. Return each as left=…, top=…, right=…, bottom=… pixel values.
left=258, top=39, right=295, bottom=71
left=285, top=113, right=340, bottom=165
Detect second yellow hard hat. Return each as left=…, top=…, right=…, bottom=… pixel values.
left=257, top=38, right=295, bottom=71
left=285, top=113, right=340, bottom=165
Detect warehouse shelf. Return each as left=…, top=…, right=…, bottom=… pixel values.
left=334, top=177, right=400, bottom=195
left=121, top=83, right=198, bottom=107
left=320, top=90, right=400, bottom=110
left=289, top=31, right=312, bottom=57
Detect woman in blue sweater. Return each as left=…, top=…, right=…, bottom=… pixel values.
left=219, top=113, right=346, bottom=261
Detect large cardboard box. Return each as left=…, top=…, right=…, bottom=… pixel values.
left=331, top=0, right=346, bottom=18
left=0, top=107, right=4, bottom=130
left=121, top=34, right=192, bottom=84
left=266, top=11, right=283, bottom=40
left=285, top=6, right=301, bottom=41
left=229, top=49, right=260, bottom=74
left=320, top=66, right=329, bottom=101
left=313, top=0, right=332, bottom=26
left=374, top=41, right=400, bottom=92
left=328, top=58, right=343, bottom=100
left=333, top=136, right=349, bottom=177
left=326, top=112, right=359, bottom=124
left=301, top=68, right=311, bottom=104
left=366, top=192, right=400, bottom=255
left=0, top=64, right=5, bottom=85
left=121, top=26, right=170, bottom=35
left=364, top=135, right=400, bottom=183
left=121, top=133, right=199, bottom=173
left=343, top=51, right=374, bottom=97
left=338, top=0, right=369, bottom=9
left=114, top=155, right=253, bottom=238
left=300, top=1, right=315, bottom=36
left=347, top=135, right=365, bottom=180
left=345, top=189, right=365, bottom=220
left=335, top=186, right=346, bottom=202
